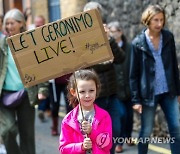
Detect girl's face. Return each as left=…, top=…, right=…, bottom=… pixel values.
left=5, top=18, right=23, bottom=36
left=74, top=79, right=97, bottom=110
left=148, top=12, right=164, bottom=33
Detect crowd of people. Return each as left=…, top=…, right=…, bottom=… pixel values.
left=0, top=1, right=180, bottom=154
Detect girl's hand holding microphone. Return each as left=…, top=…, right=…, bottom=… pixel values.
left=81, top=120, right=92, bottom=134
left=82, top=137, right=92, bottom=150
left=81, top=121, right=92, bottom=151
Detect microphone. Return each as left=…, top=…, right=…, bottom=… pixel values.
left=84, top=114, right=92, bottom=154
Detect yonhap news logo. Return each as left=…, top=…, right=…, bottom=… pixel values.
left=113, top=137, right=175, bottom=144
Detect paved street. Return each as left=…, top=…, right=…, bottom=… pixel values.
left=35, top=109, right=61, bottom=154
left=35, top=106, right=171, bottom=154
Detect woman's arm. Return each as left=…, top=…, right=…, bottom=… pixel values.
left=129, top=43, right=141, bottom=105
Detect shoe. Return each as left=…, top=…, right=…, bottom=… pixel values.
left=38, top=110, right=45, bottom=122
left=51, top=117, right=59, bottom=136
left=115, top=145, right=123, bottom=153
left=127, top=142, right=135, bottom=146
left=51, top=128, right=59, bottom=136
left=127, top=138, right=136, bottom=146
left=45, top=109, right=51, bottom=117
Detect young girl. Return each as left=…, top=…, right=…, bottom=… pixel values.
left=59, top=69, right=112, bottom=154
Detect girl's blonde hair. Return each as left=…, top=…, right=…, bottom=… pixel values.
left=3, top=8, right=26, bottom=33
left=141, top=4, right=166, bottom=27
left=67, top=69, right=101, bottom=108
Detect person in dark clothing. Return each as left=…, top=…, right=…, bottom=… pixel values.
left=108, top=21, right=135, bottom=153
left=84, top=2, right=126, bottom=154
left=50, top=74, right=72, bottom=136
left=130, top=4, right=180, bottom=154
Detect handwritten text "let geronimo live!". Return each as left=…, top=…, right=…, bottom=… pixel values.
left=9, top=12, right=93, bottom=64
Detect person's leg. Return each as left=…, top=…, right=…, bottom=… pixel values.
left=38, top=99, right=49, bottom=122
left=38, top=84, right=51, bottom=122
left=44, top=97, right=51, bottom=117
left=124, top=101, right=135, bottom=146
left=17, top=95, right=35, bottom=154
left=138, top=104, right=157, bottom=154
left=115, top=100, right=127, bottom=152
left=0, top=105, right=21, bottom=154
left=124, top=101, right=134, bottom=138
left=51, top=83, right=60, bottom=118
left=160, top=94, right=180, bottom=154
left=107, top=95, right=126, bottom=154
left=61, top=84, right=72, bottom=113
left=50, top=82, right=61, bottom=135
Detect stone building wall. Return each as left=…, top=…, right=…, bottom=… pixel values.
left=89, top=0, right=180, bottom=59
left=31, top=0, right=49, bottom=23
left=60, top=0, right=87, bottom=18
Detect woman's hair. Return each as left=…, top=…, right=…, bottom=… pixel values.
left=107, top=21, right=122, bottom=31
left=67, top=69, right=101, bottom=108
left=83, top=1, right=106, bottom=23
left=107, top=20, right=127, bottom=48
left=141, top=4, right=166, bottom=27
left=3, top=8, right=26, bottom=33
left=83, top=1, right=103, bottom=12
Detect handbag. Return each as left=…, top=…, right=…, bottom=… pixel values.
left=2, top=89, right=27, bottom=108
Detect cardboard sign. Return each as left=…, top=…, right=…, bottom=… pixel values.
left=7, top=9, right=113, bottom=87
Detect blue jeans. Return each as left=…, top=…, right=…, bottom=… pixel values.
left=95, top=95, right=126, bottom=154
left=139, top=93, right=180, bottom=154
left=118, top=100, right=134, bottom=146
left=50, top=83, right=72, bottom=117
left=123, top=101, right=134, bottom=138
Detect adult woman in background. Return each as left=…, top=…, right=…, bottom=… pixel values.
left=0, top=9, right=49, bottom=154
left=130, top=5, right=180, bottom=154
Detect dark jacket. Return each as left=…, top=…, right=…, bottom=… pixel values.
left=130, top=29, right=180, bottom=106
left=114, top=36, right=131, bottom=101
left=55, top=73, right=71, bottom=85
left=92, top=37, right=125, bottom=98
